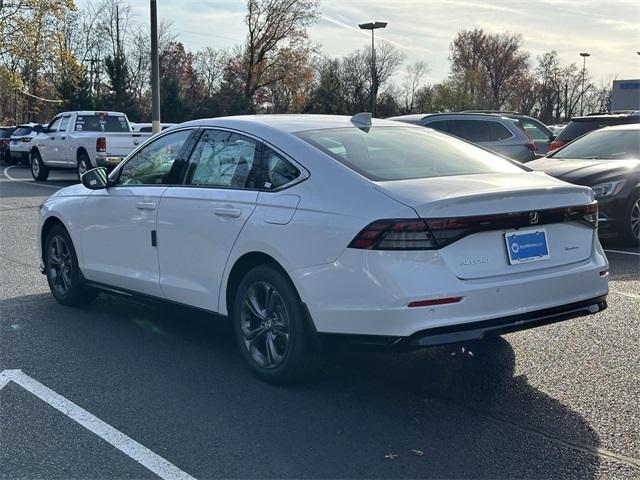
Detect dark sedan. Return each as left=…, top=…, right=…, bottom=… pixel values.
left=529, top=124, right=640, bottom=245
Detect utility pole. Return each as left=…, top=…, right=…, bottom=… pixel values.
left=358, top=21, right=387, bottom=117
left=579, top=52, right=590, bottom=116
left=150, top=0, right=161, bottom=134
left=564, top=83, right=568, bottom=121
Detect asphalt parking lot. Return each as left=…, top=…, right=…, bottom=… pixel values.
left=1, top=164, right=639, bottom=479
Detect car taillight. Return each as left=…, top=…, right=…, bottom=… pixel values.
left=0, top=139, right=8, bottom=146
left=348, top=219, right=436, bottom=250
left=349, top=203, right=599, bottom=251
left=526, top=138, right=536, bottom=152
left=549, top=139, right=564, bottom=152
left=577, top=202, right=598, bottom=228
left=518, top=126, right=536, bottom=153
left=96, top=137, right=106, bottom=152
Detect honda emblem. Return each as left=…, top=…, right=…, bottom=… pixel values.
left=529, top=211, right=539, bottom=225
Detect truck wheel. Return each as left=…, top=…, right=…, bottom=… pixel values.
left=77, top=152, right=92, bottom=181
left=30, top=151, right=49, bottom=181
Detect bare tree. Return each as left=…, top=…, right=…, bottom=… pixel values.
left=400, top=61, right=429, bottom=113
left=195, top=47, right=230, bottom=97
left=367, top=41, right=405, bottom=110
left=241, top=0, right=319, bottom=107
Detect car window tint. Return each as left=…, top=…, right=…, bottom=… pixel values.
left=553, top=129, right=640, bottom=160
left=555, top=120, right=625, bottom=142
left=75, top=114, right=129, bottom=132
left=13, top=127, right=33, bottom=136
left=449, top=120, right=491, bottom=142
left=262, top=147, right=300, bottom=189
left=488, top=121, right=513, bottom=141
left=296, top=126, right=524, bottom=181
left=425, top=120, right=449, bottom=133
left=116, top=129, right=191, bottom=185
left=188, top=130, right=260, bottom=188
left=520, top=119, right=550, bottom=140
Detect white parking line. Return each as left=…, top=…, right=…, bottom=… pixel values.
left=605, top=249, right=640, bottom=257
left=0, top=369, right=196, bottom=480
left=610, top=290, right=640, bottom=300
left=2, top=166, right=62, bottom=189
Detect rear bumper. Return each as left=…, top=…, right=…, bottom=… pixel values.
left=294, top=232, right=609, bottom=337
left=322, top=295, right=607, bottom=350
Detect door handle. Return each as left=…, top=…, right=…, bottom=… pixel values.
left=214, top=206, right=242, bottom=218
left=135, top=202, right=157, bottom=210
left=61, top=136, right=66, bottom=140
left=49, top=137, right=55, bottom=140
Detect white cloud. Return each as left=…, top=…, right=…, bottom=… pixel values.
left=124, top=0, right=640, bottom=83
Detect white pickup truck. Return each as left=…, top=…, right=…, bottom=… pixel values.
left=29, top=111, right=151, bottom=181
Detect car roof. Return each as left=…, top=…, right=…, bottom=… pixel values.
left=571, top=112, right=640, bottom=122
left=179, top=114, right=407, bottom=133
left=386, top=114, right=431, bottom=123
left=599, top=123, right=640, bottom=131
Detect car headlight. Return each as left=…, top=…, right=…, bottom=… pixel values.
left=590, top=180, right=626, bottom=198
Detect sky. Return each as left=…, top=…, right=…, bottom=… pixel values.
left=125, top=0, right=640, bottom=85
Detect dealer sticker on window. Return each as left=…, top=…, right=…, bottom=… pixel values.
left=505, top=229, right=550, bottom=265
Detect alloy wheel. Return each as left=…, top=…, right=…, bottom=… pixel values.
left=631, top=198, right=640, bottom=240
left=239, top=281, right=291, bottom=369
left=32, top=156, right=40, bottom=177
left=47, top=235, right=73, bottom=296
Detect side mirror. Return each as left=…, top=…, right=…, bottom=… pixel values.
left=81, top=167, right=109, bottom=190
left=549, top=134, right=556, bottom=141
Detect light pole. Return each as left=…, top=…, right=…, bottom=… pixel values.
left=359, top=21, right=387, bottom=117
left=579, top=52, right=590, bottom=116
left=150, top=0, right=161, bottom=134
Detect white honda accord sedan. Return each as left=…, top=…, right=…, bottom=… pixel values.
left=38, top=114, right=609, bottom=383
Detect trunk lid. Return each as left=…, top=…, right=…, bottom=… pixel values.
left=374, top=172, right=596, bottom=279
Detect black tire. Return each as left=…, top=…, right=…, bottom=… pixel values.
left=44, top=225, right=98, bottom=306
left=77, top=151, right=92, bottom=181
left=30, top=150, right=49, bottom=181
left=621, top=191, right=640, bottom=246
left=232, top=264, right=321, bottom=384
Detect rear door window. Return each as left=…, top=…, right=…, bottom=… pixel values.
left=187, top=130, right=261, bottom=189
left=488, top=122, right=513, bottom=141
left=424, top=120, right=449, bottom=133
left=448, top=120, right=492, bottom=142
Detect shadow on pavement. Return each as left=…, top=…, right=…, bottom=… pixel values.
left=1, top=292, right=602, bottom=479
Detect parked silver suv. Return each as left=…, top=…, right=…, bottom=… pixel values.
left=387, top=113, right=537, bottom=162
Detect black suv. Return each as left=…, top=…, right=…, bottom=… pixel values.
left=549, top=111, right=640, bottom=152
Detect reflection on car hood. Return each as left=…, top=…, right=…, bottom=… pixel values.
left=527, top=158, right=640, bottom=185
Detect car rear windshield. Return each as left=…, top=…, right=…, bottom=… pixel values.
left=13, top=126, right=34, bottom=136
left=556, top=118, right=639, bottom=142
left=295, top=126, right=525, bottom=181
left=75, top=114, right=129, bottom=133
left=0, top=128, right=15, bottom=138
left=552, top=129, right=640, bottom=160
